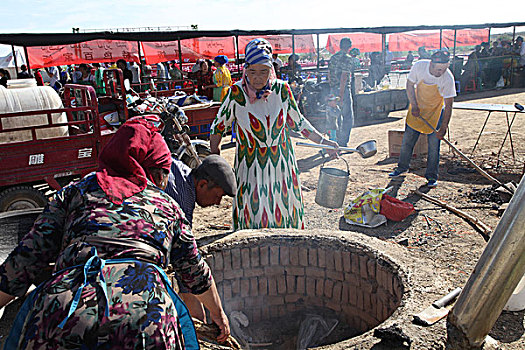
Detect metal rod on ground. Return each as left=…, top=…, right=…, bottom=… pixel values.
left=413, top=190, right=491, bottom=241
left=447, top=174, right=525, bottom=349
left=416, top=115, right=514, bottom=194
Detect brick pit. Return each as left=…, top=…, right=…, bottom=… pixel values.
left=202, top=231, right=405, bottom=348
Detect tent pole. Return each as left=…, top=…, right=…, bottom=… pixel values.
left=11, top=45, right=19, bottom=76
left=439, top=28, right=443, bottom=49
left=177, top=37, right=183, bottom=71
left=316, top=33, right=320, bottom=83
left=235, top=35, right=240, bottom=74
left=23, top=46, right=31, bottom=72
left=488, top=27, right=491, bottom=43
left=137, top=41, right=143, bottom=83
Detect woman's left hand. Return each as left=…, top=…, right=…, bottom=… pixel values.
left=210, top=309, right=231, bottom=343
left=322, top=139, right=340, bottom=158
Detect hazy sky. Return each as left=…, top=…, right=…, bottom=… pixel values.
left=1, top=0, right=524, bottom=56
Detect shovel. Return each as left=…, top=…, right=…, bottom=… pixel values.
left=413, top=287, right=461, bottom=326
left=296, top=140, right=377, bottom=158
left=416, top=115, right=514, bottom=194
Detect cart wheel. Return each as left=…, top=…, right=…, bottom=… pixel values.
left=0, top=186, right=48, bottom=212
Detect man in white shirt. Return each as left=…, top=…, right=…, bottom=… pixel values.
left=516, top=36, right=525, bottom=67
left=272, top=54, right=283, bottom=70
left=130, top=62, right=141, bottom=84
left=389, top=50, right=457, bottom=188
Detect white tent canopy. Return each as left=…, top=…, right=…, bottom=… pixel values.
left=0, top=49, right=26, bottom=68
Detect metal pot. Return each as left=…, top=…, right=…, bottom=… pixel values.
left=356, top=140, right=377, bottom=158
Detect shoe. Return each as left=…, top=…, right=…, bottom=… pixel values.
left=388, top=170, right=406, bottom=177
left=426, top=179, right=438, bottom=188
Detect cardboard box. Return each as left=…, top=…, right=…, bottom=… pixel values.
left=388, top=129, right=428, bottom=158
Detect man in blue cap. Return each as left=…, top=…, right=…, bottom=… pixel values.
left=389, top=50, right=456, bottom=188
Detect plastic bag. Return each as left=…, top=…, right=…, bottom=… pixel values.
left=344, top=189, right=388, bottom=227
left=297, top=314, right=339, bottom=350
left=379, top=194, right=415, bottom=222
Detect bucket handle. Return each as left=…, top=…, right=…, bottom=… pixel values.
left=321, top=156, right=350, bottom=175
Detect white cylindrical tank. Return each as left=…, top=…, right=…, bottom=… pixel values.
left=504, top=274, right=525, bottom=311
left=0, top=86, right=69, bottom=144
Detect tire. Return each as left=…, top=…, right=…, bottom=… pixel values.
left=181, top=144, right=212, bottom=169
left=0, top=186, right=49, bottom=212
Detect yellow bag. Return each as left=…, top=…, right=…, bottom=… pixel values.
left=344, top=189, right=387, bottom=227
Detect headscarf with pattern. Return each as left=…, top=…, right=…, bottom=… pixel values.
left=242, top=38, right=277, bottom=103
left=96, top=115, right=172, bottom=204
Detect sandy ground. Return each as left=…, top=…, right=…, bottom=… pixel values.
left=193, top=88, right=525, bottom=349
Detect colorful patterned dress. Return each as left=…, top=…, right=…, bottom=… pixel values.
left=0, top=174, right=210, bottom=349
left=210, top=80, right=317, bottom=230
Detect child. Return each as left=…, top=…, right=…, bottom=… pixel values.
left=326, top=94, right=342, bottom=142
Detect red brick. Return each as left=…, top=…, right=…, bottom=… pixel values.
left=262, top=307, right=270, bottom=320
left=308, top=248, right=318, bottom=266
left=367, top=259, right=376, bottom=279
left=289, top=246, right=299, bottom=265
left=316, top=278, right=324, bottom=297
left=268, top=278, right=277, bottom=296
left=286, top=303, right=298, bottom=313
left=359, top=255, right=368, bottom=279
left=296, top=276, right=305, bottom=294
left=326, top=270, right=344, bottom=281
left=244, top=296, right=264, bottom=308
left=285, top=294, right=303, bottom=303
left=376, top=299, right=383, bottom=320
left=251, top=308, right=262, bottom=323
left=231, top=248, right=241, bottom=269
left=244, top=267, right=264, bottom=278
left=332, top=281, right=343, bottom=302
left=278, top=307, right=286, bottom=318
left=318, top=249, right=326, bottom=268
left=223, top=250, right=232, bottom=270
left=223, top=281, right=232, bottom=300
left=277, top=275, right=286, bottom=294
left=260, top=246, right=269, bottom=266
left=215, top=252, right=224, bottom=270
left=324, top=279, right=334, bottom=298
left=361, top=281, right=373, bottom=294
left=250, top=278, right=258, bottom=296
left=270, top=307, right=280, bottom=318
left=333, top=250, right=343, bottom=272
left=310, top=296, right=323, bottom=307
left=212, top=270, right=224, bottom=284
left=286, top=275, right=296, bottom=293
left=241, top=248, right=251, bottom=269
left=228, top=298, right=244, bottom=311
left=270, top=246, right=280, bottom=265
left=342, top=283, right=350, bottom=303
left=342, top=251, right=351, bottom=272
left=232, top=279, right=240, bottom=295
left=264, top=265, right=285, bottom=276
left=357, top=290, right=364, bottom=310
left=349, top=285, right=357, bottom=306
left=299, top=247, right=308, bottom=266
left=306, top=277, right=316, bottom=296
left=393, top=277, right=402, bottom=300
left=325, top=299, right=342, bottom=312
left=351, top=253, right=360, bottom=275
left=258, top=277, right=268, bottom=295
left=326, top=250, right=335, bottom=270
left=344, top=272, right=359, bottom=286
left=363, top=291, right=371, bottom=311
left=307, top=267, right=326, bottom=278
left=250, top=247, right=260, bottom=267
left=224, top=269, right=243, bottom=280
left=280, top=246, right=290, bottom=265
left=286, top=266, right=305, bottom=276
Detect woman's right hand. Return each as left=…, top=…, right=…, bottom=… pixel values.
left=210, top=309, right=231, bottom=343
left=322, top=139, right=340, bottom=158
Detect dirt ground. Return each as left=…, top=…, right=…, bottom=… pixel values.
left=193, top=88, right=525, bottom=349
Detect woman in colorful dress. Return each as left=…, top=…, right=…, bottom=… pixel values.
left=209, top=38, right=338, bottom=231
left=0, top=115, right=229, bottom=349
left=195, top=60, right=214, bottom=100
left=212, top=55, right=232, bottom=102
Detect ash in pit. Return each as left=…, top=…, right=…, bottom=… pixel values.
left=230, top=308, right=359, bottom=350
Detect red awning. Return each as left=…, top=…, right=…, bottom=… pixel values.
left=388, top=29, right=489, bottom=51
left=238, top=35, right=315, bottom=54
left=326, top=33, right=383, bottom=54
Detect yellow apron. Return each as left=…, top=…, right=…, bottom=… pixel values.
left=406, top=82, right=443, bottom=134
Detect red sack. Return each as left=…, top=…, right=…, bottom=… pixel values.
left=380, top=194, right=415, bottom=222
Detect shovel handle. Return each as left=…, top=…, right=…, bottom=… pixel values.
left=432, top=287, right=462, bottom=308
left=296, top=142, right=357, bottom=153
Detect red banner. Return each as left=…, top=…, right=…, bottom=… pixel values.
left=238, top=35, right=315, bottom=54
left=326, top=33, right=383, bottom=54
left=27, top=40, right=140, bottom=69
left=141, top=37, right=235, bottom=65
left=388, top=29, right=489, bottom=51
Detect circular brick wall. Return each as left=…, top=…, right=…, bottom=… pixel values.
left=203, top=234, right=404, bottom=346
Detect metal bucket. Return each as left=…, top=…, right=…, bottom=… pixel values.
left=315, top=158, right=350, bottom=209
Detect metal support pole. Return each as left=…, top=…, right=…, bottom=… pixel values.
left=137, top=41, right=143, bottom=83
left=11, top=45, right=19, bottom=76
left=23, top=46, right=31, bottom=72
left=447, top=175, right=525, bottom=348
left=453, top=30, right=457, bottom=58
left=439, top=28, right=443, bottom=49
left=488, top=27, right=491, bottom=43
left=177, top=37, right=183, bottom=71
left=316, top=33, right=320, bottom=83
left=235, top=35, right=241, bottom=73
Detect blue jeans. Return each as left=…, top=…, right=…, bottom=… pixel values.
left=396, top=113, right=443, bottom=181
left=333, top=86, right=354, bottom=147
